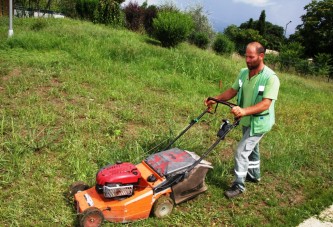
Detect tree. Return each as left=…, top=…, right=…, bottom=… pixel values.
left=257, top=10, right=266, bottom=36
left=296, top=0, right=333, bottom=57
left=186, top=4, right=215, bottom=49
left=264, top=22, right=284, bottom=50
left=224, top=25, right=267, bottom=54
left=186, top=4, right=215, bottom=39
left=237, top=12, right=283, bottom=50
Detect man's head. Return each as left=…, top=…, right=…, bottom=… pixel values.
left=245, top=42, right=265, bottom=71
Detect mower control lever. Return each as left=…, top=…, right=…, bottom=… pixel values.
left=207, top=97, right=237, bottom=109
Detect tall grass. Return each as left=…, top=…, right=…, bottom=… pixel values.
left=0, top=17, right=332, bottom=226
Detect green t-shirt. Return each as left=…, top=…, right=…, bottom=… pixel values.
left=231, top=66, right=280, bottom=127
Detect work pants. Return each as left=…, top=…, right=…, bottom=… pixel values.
left=233, top=126, right=264, bottom=191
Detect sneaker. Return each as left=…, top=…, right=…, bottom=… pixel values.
left=224, top=185, right=243, bottom=199
left=245, top=175, right=261, bottom=183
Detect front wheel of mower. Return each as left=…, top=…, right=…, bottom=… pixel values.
left=69, top=181, right=89, bottom=197
left=80, top=207, right=104, bottom=227
left=152, top=196, right=174, bottom=218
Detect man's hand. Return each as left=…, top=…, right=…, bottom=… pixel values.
left=231, top=106, right=246, bottom=118
left=204, top=98, right=216, bottom=112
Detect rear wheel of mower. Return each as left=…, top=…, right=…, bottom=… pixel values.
left=80, top=207, right=104, bottom=227
left=69, top=181, right=89, bottom=197
left=152, top=196, right=174, bottom=218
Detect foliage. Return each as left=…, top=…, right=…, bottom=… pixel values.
left=94, top=0, right=125, bottom=26
left=158, top=1, right=179, bottom=13
left=123, top=1, right=143, bottom=31
left=264, top=22, right=284, bottom=50
left=267, top=42, right=332, bottom=79
left=14, top=0, right=62, bottom=14
left=264, top=53, right=279, bottom=70
left=30, top=19, right=48, bottom=31
left=223, top=24, right=239, bottom=39
left=152, top=11, right=194, bottom=48
left=186, top=4, right=215, bottom=40
left=296, top=0, right=333, bottom=57
left=76, top=0, right=98, bottom=21
left=60, top=0, right=79, bottom=17
left=189, top=32, right=210, bottom=49
left=122, top=1, right=158, bottom=35
left=224, top=25, right=266, bottom=54
left=313, top=53, right=333, bottom=79
left=142, top=4, right=158, bottom=36
left=212, top=33, right=235, bottom=55
left=278, top=42, right=304, bottom=71
left=239, top=16, right=284, bottom=50
left=257, top=10, right=266, bottom=36
left=294, top=59, right=315, bottom=76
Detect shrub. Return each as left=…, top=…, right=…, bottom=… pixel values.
left=212, top=33, right=235, bottom=55
left=143, top=5, right=158, bottom=36
left=264, top=53, right=279, bottom=70
left=60, top=0, right=79, bottom=18
left=189, top=32, right=209, bottom=49
left=278, top=42, right=304, bottom=71
left=294, top=59, right=315, bottom=76
left=94, top=0, right=125, bottom=26
left=313, top=53, right=332, bottom=78
left=30, top=19, right=48, bottom=31
left=123, top=1, right=143, bottom=31
left=76, top=0, right=99, bottom=21
left=187, top=4, right=215, bottom=40
left=152, top=11, right=193, bottom=48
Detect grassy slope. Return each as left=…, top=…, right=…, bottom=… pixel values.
left=0, top=18, right=332, bottom=226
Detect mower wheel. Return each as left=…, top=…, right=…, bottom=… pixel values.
left=69, top=181, right=89, bottom=197
left=80, top=207, right=104, bottom=227
left=152, top=195, right=174, bottom=218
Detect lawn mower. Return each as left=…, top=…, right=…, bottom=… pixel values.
left=69, top=98, right=239, bottom=227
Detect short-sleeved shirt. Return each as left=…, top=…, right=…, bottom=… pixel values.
left=231, top=66, right=280, bottom=127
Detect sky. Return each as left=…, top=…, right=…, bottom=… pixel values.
left=122, top=0, right=313, bottom=37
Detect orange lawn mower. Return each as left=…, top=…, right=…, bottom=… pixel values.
left=69, top=98, right=240, bottom=227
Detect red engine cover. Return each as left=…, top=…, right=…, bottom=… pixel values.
left=96, top=162, right=141, bottom=185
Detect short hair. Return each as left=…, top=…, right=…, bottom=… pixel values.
left=247, top=42, right=265, bottom=54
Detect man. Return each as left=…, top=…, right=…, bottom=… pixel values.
left=205, top=42, right=280, bottom=199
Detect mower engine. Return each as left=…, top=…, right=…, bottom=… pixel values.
left=95, top=162, right=141, bottom=199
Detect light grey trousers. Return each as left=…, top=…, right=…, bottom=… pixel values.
left=233, top=126, right=264, bottom=191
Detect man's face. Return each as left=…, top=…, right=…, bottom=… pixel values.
left=245, top=46, right=263, bottom=70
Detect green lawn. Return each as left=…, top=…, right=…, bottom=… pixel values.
left=0, top=17, right=332, bottom=226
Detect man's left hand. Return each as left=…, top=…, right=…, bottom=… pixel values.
left=231, top=106, right=246, bottom=118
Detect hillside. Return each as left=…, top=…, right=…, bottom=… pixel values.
left=0, top=17, right=332, bottom=226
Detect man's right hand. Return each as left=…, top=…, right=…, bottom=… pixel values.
left=204, top=98, right=216, bottom=112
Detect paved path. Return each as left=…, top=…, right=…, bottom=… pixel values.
left=298, top=204, right=333, bottom=227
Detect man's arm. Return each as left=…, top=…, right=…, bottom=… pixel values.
left=231, top=98, right=272, bottom=118
left=214, top=88, right=238, bottom=101
left=204, top=88, right=238, bottom=111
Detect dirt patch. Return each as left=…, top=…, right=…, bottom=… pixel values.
left=2, top=68, right=22, bottom=81
left=124, top=122, right=140, bottom=138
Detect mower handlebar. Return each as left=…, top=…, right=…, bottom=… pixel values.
left=207, top=97, right=237, bottom=109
